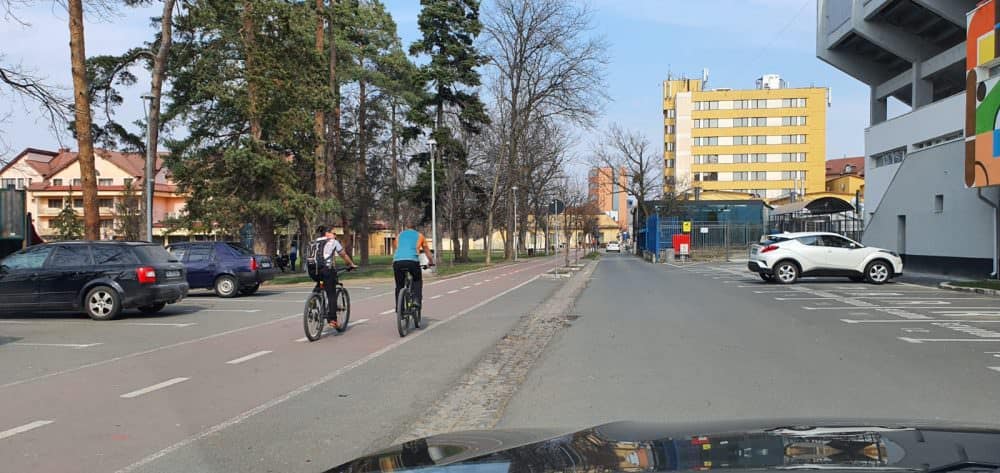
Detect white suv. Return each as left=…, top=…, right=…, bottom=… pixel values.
left=748, top=232, right=903, bottom=284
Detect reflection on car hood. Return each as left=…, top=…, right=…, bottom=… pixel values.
left=327, top=419, right=1000, bottom=473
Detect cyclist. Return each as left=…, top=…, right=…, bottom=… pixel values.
left=393, top=221, right=434, bottom=311
left=313, top=225, right=357, bottom=329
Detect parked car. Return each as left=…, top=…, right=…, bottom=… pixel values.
left=748, top=231, right=903, bottom=284
left=0, top=241, right=188, bottom=320
left=166, top=241, right=277, bottom=297
left=606, top=241, right=621, bottom=252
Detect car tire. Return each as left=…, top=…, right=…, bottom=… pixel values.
left=214, top=275, right=239, bottom=298
left=138, top=302, right=166, bottom=314
left=774, top=260, right=799, bottom=284
left=84, top=286, right=122, bottom=321
left=240, top=283, right=261, bottom=296
left=865, top=260, right=892, bottom=285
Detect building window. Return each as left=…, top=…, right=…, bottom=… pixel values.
left=98, top=178, right=113, bottom=186
left=732, top=136, right=748, bottom=146
left=48, top=198, right=63, bottom=209
left=751, top=153, right=767, bottom=163
left=52, top=178, right=63, bottom=186
left=665, top=125, right=675, bottom=134
left=665, top=142, right=675, bottom=151
left=934, top=194, right=944, bottom=213
left=732, top=117, right=748, bottom=127
left=694, top=137, right=719, bottom=146
left=781, top=134, right=806, bottom=144
left=99, top=198, right=114, bottom=208
left=782, top=116, right=807, bottom=126
left=750, top=135, right=767, bottom=145
left=781, top=152, right=806, bottom=162
left=1, top=178, right=14, bottom=189
left=732, top=171, right=749, bottom=181
left=693, top=154, right=718, bottom=164
left=124, top=178, right=133, bottom=187
left=71, top=178, right=81, bottom=187
left=696, top=118, right=719, bottom=128
left=665, top=159, right=675, bottom=169
left=750, top=117, right=767, bottom=127
left=665, top=109, right=676, bottom=119
left=750, top=171, right=767, bottom=181
left=872, top=147, right=906, bottom=168
left=781, top=98, right=806, bottom=108
left=73, top=198, right=83, bottom=208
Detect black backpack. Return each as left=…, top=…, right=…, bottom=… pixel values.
left=306, top=238, right=329, bottom=281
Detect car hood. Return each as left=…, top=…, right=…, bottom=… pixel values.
left=327, top=419, right=1000, bottom=473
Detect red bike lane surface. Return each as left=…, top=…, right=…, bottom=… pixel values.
left=0, top=257, right=559, bottom=473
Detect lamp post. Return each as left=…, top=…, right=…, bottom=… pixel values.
left=427, top=138, right=438, bottom=269
left=141, top=94, right=154, bottom=243
left=511, top=185, right=518, bottom=262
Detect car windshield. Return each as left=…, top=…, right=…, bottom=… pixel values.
left=2, top=1, right=994, bottom=473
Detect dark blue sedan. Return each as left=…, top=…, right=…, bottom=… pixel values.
left=166, top=242, right=277, bottom=297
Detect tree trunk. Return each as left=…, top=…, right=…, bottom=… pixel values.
left=253, top=216, right=276, bottom=257
left=328, top=2, right=345, bottom=229
left=390, top=101, right=399, bottom=235
left=313, top=0, right=326, bottom=201
left=357, top=78, right=369, bottom=265
left=145, top=0, right=176, bottom=242
left=461, top=224, right=470, bottom=261
left=68, top=0, right=99, bottom=240
left=485, top=209, right=494, bottom=265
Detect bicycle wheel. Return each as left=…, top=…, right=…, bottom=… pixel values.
left=396, top=288, right=409, bottom=337
left=413, top=296, right=421, bottom=329
left=335, top=287, right=350, bottom=332
left=303, top=293, right=325, bottom=342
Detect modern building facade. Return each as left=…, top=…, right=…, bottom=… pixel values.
left=662, top=75, right=828, bottom=200
left=817, top=0, right=997, bottom=276
left=587, top=166, right=629, bottom=231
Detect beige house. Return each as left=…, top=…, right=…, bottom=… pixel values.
left=0, top=148, right=188, bottom=240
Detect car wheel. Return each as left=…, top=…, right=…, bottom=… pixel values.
left=759, top=272, right=774, bottom=282
left=240, top=283, right=261, bottom=296
left=138, top=302, right=166, bottom=314
left=774, top=261, right=799, bottom=284
left=85, top=286, right=122, bottom=321
left=865, top=260, right=891, bottom=285
left=214, top=275, right=239, bottom=298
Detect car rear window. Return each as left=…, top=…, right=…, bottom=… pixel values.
left=226, top=243, right=254, bottom=256
left=93, top=245, right=140, bottom=265
left=133, top=245, right=179, bottom=264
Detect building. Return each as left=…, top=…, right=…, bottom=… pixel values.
left=0, top=148, right=188, bottom=241
left=587, top=166, right=629, bottom=232
left=825, top=156, right=865, bottom=197
left=817, top=0, right=995, bottom=276
left=662, top=75, right=828, bottom=200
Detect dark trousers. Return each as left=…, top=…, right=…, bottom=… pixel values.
left=316, top=268, right=338, bottom=320
left=289, top=256, right=296, bottom=271
left=393, top=260, right=422, bottom=307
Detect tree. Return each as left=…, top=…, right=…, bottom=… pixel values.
left=481, top=0, right=608, bottom=263
left=591, top=123, right=663, bottom=225
left=115, top=180, right=142, bottom=241
left=68, top=0, right=100, bottom=239
left=52, top=197, right=84, bottom=240
left=410, top=0, right=488, bottom=264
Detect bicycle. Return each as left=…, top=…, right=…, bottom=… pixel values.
left=396, top=265, right=428, bottom=337
left=303, top=267, right=353, bottom=342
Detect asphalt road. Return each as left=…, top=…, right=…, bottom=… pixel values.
left=500, top=252, right=1000, bottom=431
left=0, top=256, right=562, bottom=473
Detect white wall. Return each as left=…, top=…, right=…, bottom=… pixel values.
left=675, top=92, right=694, bottom=187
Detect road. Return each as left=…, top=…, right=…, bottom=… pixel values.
left=0, top=256, right=562, bottom=473
left=500, top=252, right=1000, bottom=430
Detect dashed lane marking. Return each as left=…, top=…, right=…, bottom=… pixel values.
left=9, top=342, right=102, bottom=349
left=899, top=338, right=1000, bottom=344
left=842, top=319, right=1000, bottom=324
left=353, top=318, right=369, bottom=326
left=462, top=286, right=471, bottom=290
left=379, top=309, right=395, bottom=315
left=474, top=282, right=483, bottom=286
left=0, top=420, right=54, bottom=441
left=447, top=290, right=459, bottom=294
left=120, top=377, right=190, bottom=399
left=226, top=351, right=272, bottom=365
left=990, top=367, right=1000, bottom=373
left=430, top=295, right=442, bottom=299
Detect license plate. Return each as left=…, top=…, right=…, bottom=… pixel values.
left=165, top=270, right=181, bottom=278
left=261, top=262, right=271, bottom=268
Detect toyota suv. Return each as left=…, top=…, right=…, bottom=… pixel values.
left=748, top=232, right=903, bottom=284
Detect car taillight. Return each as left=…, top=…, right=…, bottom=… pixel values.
left=250, top=257, right=259, bottom=271
left=136, top=266, right=157, bottom=284
left=760, top=245, right=779, bottom=253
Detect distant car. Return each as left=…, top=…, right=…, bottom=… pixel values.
left=748, top=232, right=902, bottom=284
left=606, top=242, right=621, bottom=252
left=167, top=242, right=277, bottom=297
left=0, top=241, right=188, bottom=320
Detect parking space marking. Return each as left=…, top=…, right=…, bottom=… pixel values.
left=352, top=318, right=369, bottom=326
left=462, top=286, right=471, bottom=290
left=0, top=420, right=54, bottom=440
left=430, top=295, right=442, bottom=299
left=899, top=337, right=1000, bottom=343
left=226, top=351, right=272, bottom=365
left=990, top=367, right=1000, bottom=373
left=204, top=309, right=261, bottom=313
left=935, top=310, right=1000, bottom=317
left=120, top=377, right=190, bottom=399
left=876, top=308, right=932, bottom=320
left=9, top=342, right=102, bottom=349
left=474, top=282, right=483, bottom=286
left=842, top=319, right=1000, bottom=324
left=931, top=322, right=1000, bottom=338
left=805, top=306, right=989, bottom=310
left=447, top=290, right=459, bottom=294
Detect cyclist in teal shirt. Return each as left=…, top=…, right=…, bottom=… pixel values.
left=393, top=221, right=435, bottom=310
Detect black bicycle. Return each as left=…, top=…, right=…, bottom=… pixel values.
left=303, top=267, right=353, bottom=342
left=396, top=265, right=428, bottom=337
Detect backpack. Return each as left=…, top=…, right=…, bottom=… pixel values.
left=306, top=238, right=330, bottom=281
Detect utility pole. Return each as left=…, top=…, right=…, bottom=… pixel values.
left=512, top=185, right=518, bottom=262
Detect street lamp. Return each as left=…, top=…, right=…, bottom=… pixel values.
left=511, top=185, right=518, bottom=262
left=141, top=94, right=155, bottom=243
left=427, top=138, right=438, bottom=269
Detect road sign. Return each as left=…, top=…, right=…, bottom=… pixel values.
left=548, top=199, right=566, bottom=215
left=700, top=227, right=709, bottom=234
left=682, top=221, right=692, bottom=233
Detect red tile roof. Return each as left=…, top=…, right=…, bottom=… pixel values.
left=826, top=156, right=865, bottom=177
left=4, top=147, right=177, bottom=192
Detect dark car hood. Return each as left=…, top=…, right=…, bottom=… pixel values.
left=327, top=419, right=1000, bottom=473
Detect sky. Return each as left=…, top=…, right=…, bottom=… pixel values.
left=0, top=0, right=874, bottom=169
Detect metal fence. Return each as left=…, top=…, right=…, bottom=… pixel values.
left=643, top=216, right=766, bottom=257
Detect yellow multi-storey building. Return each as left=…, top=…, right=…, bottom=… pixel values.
left=663, top=74, right=827, bottom=201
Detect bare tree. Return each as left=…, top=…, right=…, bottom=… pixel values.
left=592, top=123, right=662, bottom=219
left=480, top=0, right=609, bottom=264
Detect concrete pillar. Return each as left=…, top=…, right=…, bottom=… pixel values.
left=912, top=61, right=933, bottom=108
left=870, top=85, right=887, bottom=125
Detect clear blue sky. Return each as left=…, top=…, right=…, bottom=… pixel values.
left=1, top=0, right=871, bottom=165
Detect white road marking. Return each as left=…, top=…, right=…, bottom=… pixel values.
left=990, top=367, right=1000, bottom=373
left=120, top=377, right=190, bottom=399
left=447, top=290, right=459, bottom=294
left=899, top=337, right=1000, bottom=343
left=0, top=320, right=194, bottom=327
left=204, top=309, right=261, bottom=313
left=804, top=306, right=974, bottom=310
left=776, top=297, right=980, bottom=301
left=225, top=351, right=272, bottom=365
left=122, top=322, right=196, bottom=327
left=116, top=274, right=543, bottom=473
left=901, top=328, right=930, bottom=333
left=877, top=308, right=932, bottom=320
left=461, top=286, right=471, bottom=290
left=931, top=322, right=1000, bottom=338
left=0, top=420, right=54, bottom=440
left=9, top=342, right=102, bottom=349
left=474, top=282, right=483, bottom=286
left=934, top=310, right=1000, bottom=317
left=842, top=319, right=1000, bottom=324
left=295, top=337, right=308, bottom=342
left=430, top=295, right=442, bottom=299
left=379, top=309, right=395, bottom=315
left=353, top=318, right=369, bottom=326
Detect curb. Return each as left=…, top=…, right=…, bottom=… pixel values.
left=939, top=281, right=1000, bottom=296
